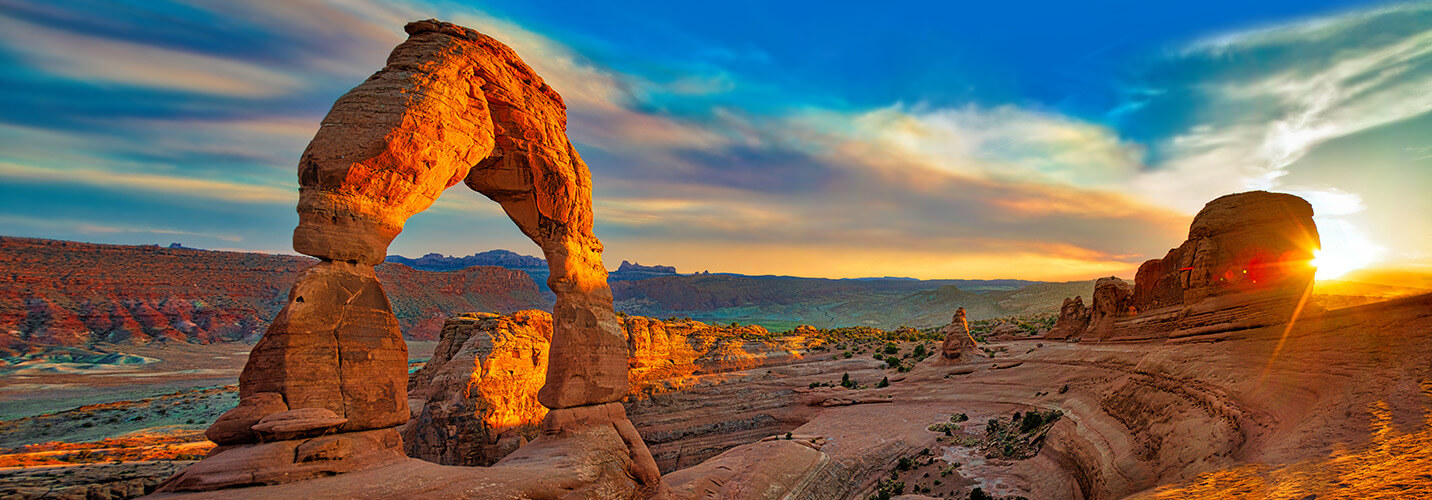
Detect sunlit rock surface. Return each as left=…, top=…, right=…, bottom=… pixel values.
left=1055, top=191, right=1320, bottom=342
left=403, top=311, right=824, bottom=466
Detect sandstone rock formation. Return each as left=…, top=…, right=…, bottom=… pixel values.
left=1054, top=191, right=1320, bottom=342
left=940, top=308, right=977, bottom=359
left=403, top=311, right=824, bottom=467
left=161, top=19, right=657, bottom=495
left=1087, top=276, right=1136, bottom=340
left=1046, top=296, right=1090, bottom=340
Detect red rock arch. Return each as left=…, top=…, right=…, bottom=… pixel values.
left=170, top=20, right=656, bottom=494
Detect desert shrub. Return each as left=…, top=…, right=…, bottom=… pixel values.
left=951, top=413, right=969, bottom=423
left=885, top=357, right=901, bottom=368
left=870, top=479, right=905, bottom=500
left=970, top=487, right=993, bottom=500
left=897, top=457, right=915, bottom=470
left=877, top=377, right=889, bottom=388
left=841, top=373, right=855, bottom=389
left=911, top=344, right=928, bottom=359
left=883, top=343, right=900, bottom=355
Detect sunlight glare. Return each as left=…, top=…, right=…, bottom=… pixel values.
left=1310, top=218, right=1383, bottom=280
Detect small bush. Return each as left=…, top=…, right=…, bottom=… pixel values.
left=884, top=343, right=900, bottom=355
left=877, top=377, right=889, bottom=388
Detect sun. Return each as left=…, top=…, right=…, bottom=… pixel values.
left=1308, top=217, right=1385, bottom=281
left=1309, top=249, right=1359, bottom=280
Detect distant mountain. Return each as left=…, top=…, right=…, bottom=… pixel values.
left=0, top=236, right=550, bottom=353
left=383, top=252, right=684, bottom=294
left=609, top=261, right=678, bottom=282
left=385, top=250, right=546, bottom=271
left=610, top=274, right=1066, bottom=330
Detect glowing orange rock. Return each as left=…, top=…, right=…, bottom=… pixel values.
left=172, top=19, right=653, bottom=494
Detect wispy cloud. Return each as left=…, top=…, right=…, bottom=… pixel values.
left=0, top=162, right=294, bottom=204
left=0, top=14, right=304, bottom=98
left=0, top=214, right=243, bottom=242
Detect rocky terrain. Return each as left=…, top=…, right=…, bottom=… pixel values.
left=390, top=291, right=1432, bottom=499
left=6, top=15, right=1427, bottom=500
left=0, top=236, right=549, bottom=350
left=402, top=311, right=837, bottom=469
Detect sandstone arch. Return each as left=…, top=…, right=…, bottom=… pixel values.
left=162, top=20, right=656, bottom=494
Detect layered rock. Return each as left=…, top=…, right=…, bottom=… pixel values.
left=940, top=308, right=977, bottom=359
left=403, top=311, right=824, bottom=467
left=163, top=19, right=656, bottom=496
left=0, top=236, right=545, bottom=348
left=403, top=311, right=553, bottom=466
left=1055, top=191, right=1320, bottom=342
left=1046, top=296, right=1090, bottom=340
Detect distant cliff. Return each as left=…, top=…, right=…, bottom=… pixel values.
left=0, top=236, right=550, bottom=350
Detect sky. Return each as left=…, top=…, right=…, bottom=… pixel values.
left=0, top=0, right=1428, bottom=281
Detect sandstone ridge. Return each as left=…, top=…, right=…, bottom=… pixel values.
left=1049, top=191, right=1319, bottom=342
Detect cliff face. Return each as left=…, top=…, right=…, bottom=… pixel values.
left=0, top=236, right=546, bottom=351
left=1051, top=191, right=1320, bottom=342
left=403, top=311, right=823, bottom=466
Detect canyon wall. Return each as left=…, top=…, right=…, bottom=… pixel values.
left=0, top=236, right=546, bottom=352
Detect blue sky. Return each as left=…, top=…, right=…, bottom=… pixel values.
left=1, top=0, right=1428, bottom=280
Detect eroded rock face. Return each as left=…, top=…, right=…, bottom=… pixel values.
left=1088, top=277, right=1136, bottom=340
left=404, top=312, right=825, bottom=467
left=940, top=308, right=977, bottom=359
left=1046, top=296, right=1090, bottom=340
left=167, top=19, right=652, bottom=494
left=402, top=311, right=552, bottom=466
left=1055, top=191, right=1319, bottom=342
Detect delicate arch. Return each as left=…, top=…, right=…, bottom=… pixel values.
left=290, top=19, right=626, bottom=409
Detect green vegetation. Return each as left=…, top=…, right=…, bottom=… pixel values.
left=877, top=376, right=890, bottom=388
left=983, top=409, right=1065, bottom=460
left=869, top=478, right=905, bottom=500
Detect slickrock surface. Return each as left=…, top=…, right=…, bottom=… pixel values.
left=939, top=308, right=977, bottom=359
left=1053, top=191, right=1320, bottom=342
left=0, top=236, right=546, bottom=350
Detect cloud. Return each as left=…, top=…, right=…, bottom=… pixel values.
left=0, top=161, right=294, bottom=204
left=1, top=0, right=1424, bottom=280
left=0, top=13, right=304, bottom=98
left=0, top=214, right=243, bottom=242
